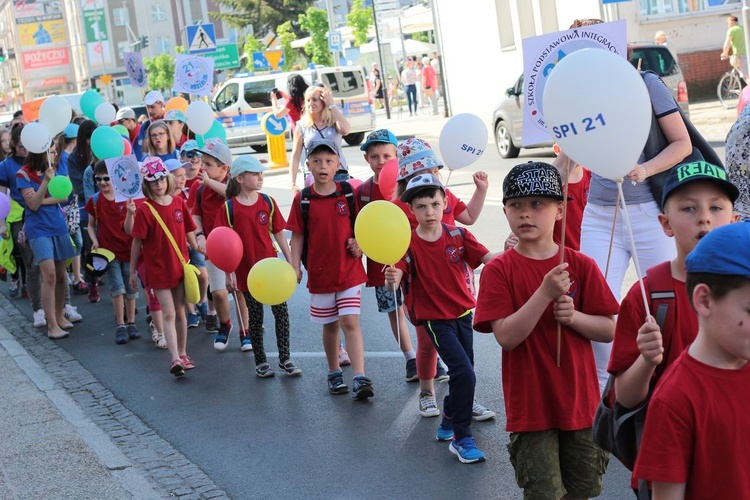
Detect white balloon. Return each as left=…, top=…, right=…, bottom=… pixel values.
left=542, top=48, right=652, bottom=181
left=186, top=101, right=215, bottom=136
left=38, top=96, right=72, bottom=136
left=94, top=102, right=117, bottom=125
left=438, top=113, right=488, bottom=171
left=20, top=122, right=52, bottom=154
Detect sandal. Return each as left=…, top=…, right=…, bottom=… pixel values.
left=170, top=359, right=185, bottom=377
left=152, top=332, right=167, bottom=349
left=180, top=355, right=195, bottom=370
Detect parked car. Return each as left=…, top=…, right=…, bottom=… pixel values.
left=492, top=42, right=690, bottom=159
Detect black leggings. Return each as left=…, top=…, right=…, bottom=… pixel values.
left=405, top=84, right=417, bottom=113
left=242, top=292, right=291, bottom=366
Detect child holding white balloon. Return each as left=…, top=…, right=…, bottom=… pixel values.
left=216, top=156, right=301, bottom=378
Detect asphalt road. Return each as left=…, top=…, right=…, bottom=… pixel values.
left=7, top=136, right=643, bottom=499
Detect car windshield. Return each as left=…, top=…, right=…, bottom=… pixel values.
left=630, top=46, right=678, bottom=77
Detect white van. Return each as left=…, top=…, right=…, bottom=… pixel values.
left=211, top=66, right=375, bottom=151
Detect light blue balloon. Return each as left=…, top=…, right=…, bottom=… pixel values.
left=91, top=126, right=125, bottom=160
left=80, top=90, right=104, bottom=121
left=203, top=120, right=227, bottom=142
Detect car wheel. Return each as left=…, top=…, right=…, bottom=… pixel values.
left=343, top=132, right=365, bottom=146
left=495, top=121, right=520, bottom=159
left=251, top=144, right=268, bottom=153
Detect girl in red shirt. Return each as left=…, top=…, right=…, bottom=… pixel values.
left=129, top=157, right=201, bottom=377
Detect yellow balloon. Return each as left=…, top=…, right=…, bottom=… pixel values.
left=165, top=96, right=189, bottom=114
left=354, top=200, right=411, bottom=265
left=248, top=258, right=297, bottom=306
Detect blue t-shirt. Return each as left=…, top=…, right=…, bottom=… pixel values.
left=15, top=169, right=68, bottom=239
left=141, top=150, right=178, bottom=162
left=59, top=151, right=70, bottom=176
left=0, top=156, right=26, bottom=204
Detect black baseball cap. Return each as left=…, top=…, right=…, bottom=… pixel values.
left=502, top=162, right=565, bottom=204
left=661, top=160, right=739, bottom=208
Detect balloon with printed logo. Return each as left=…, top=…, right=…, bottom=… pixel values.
left=38, top=96, right=72, bottom=136
left=439, top=114, right=488, bottom=171
left=94, top=102, right=117, bottom=125
left=20, top=122, right=52, bottom=154
left=0, top=192, right=11, bottom=220
left=355, top=200, right=411, bottom=265
left=112, top=124, right=128, bottom=137
left=80, top=90, right=104, bottom=121
left=91, top=127, right=125, bottom=160
left=48, top=176, right=73, bottom=200
left=122, top=137, right=132, bottom=155
left=165, top=96, right=189, bottom=114
left=203, top=120, right=227, bottom=142
left=377, top=159, right=399, bottom=200
left=206, top=227, right=243, bottom=272
left=542, top=48, right=651, bottom=181
left=185, top=101, right=214, bottom=136
left=247, top=258, right=297, bottom=305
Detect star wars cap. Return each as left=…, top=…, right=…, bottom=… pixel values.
left=502, top=162, right=565, bottom=204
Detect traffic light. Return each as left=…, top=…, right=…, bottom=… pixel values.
left=0, top=47, right=4, bottom=62
left=141, top=36, right=149, bottom=49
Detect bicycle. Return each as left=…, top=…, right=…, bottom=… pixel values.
left=717, top=60, right=746, bottom=109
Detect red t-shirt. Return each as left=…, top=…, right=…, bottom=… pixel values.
left=285, top=99, right=301, bottom=125
left=394, top=188, right=467, bottom=230
left=422, top=64, right=437, bottom=89
left=214, top=194, right=286, bottom=292
left=286, top=182, right=367, bottom=294
left=473, top=248, right=619, bottom=432
left=554, top=168, right=591, bottom=251
left=189, top=176, right=227, bottom=236
left=358, top=178, right=389, bottom=287
left=634, top=351, right=750, bottom=497
left=131, top=196, right=196, bottom=290
left=395, top=225, right=488, bottom=322
left=84, top=193, right=143, bottom=262
left=185, top=176, right=200, bottom=195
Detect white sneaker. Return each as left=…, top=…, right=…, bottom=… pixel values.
left=32, top=309, right=46, bottom=328
left=471, top=401, right=496, bottom=421
left=64, top=304, right=83, bottom=322
left=419, top=390, right=440, bottom=418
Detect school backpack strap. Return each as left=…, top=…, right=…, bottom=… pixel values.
left=357, top=178, right=374, bottom=205
left=338, top=180, right=357, bottom=231
left=300, top=186, right=312, bottom=268
left=224, top=199, right=234, bottom=228
left=196, top=184, right=204, bottom=209
left=645, top=260, right=677, bottom=374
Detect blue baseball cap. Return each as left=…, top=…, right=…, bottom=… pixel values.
left=360, top=129, right=398, bottom=151
left=662, top=160, right=739, bottom=208
left=686, top=222, right=750, bottom=278
left=230, top=156, right=267, bottom=178
left=164, top=158, right=190, bottom=172
left=180, top=140, right=200, bottom=155
left=63, top=123, right=79, bottom=139
left=306, top=138, right=341, bottom=158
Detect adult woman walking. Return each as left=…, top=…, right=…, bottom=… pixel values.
left=372, top=68, right=385, bottom=109
left=289, top=84, right=351, bottom=193
left=725, top=104, right=750, bottom=221
left=400, top=58, right=418, bottom=116
left=271, top=73, right=309, bottom=135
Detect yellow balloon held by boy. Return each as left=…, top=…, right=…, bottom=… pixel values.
left=247, top=258, right=297, bottom=305
left=354, top=200, right=411, bottom=265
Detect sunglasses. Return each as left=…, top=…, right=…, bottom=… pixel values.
left=182, top=151, right=201, bottom=159
left=95, top=176, right=110, bottom=183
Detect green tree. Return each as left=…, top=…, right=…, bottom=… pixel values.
left=277, top=21, right=298, bottom=71
left=346, top=0, right=372, bottom=47
left=143, top=53, right=175, bottom=92
left=212, top=0, right=314, bottom=37
left=243, top=33, right=263, bottom=70
left=299, top=7, right=332, bottom=67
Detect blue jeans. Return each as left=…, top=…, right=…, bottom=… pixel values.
left=405, top=84, right=417, bottom=113
left=424, top=314, right=475, bottom=440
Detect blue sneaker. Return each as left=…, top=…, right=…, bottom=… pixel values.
left=327, top=370, right=349, bottom=395
left=212, top=322, right=232, bottom=351
left=196, top=302, right=208, bottom=322
left=352, top=375, right=374, bottom=400
left=436, top=423, right=454, bottom=442
left=240, top=335, right=253, bottom=352
left=186, top=312, right=200, bottom=329
left=449, top=436, right=486, bottom=464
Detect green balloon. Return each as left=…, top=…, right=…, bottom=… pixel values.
left=196, top=135, right=205, bottom=148
left=80, top=90, right=104, bottom=121
left=91, top=127, right=125, bottom=160
left=112, top=124, right=128, bottom=137
left=48, top=176, right=73, bottom=200
left=203, top=120, right=227, bottom=142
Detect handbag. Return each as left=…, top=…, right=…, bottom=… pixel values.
left=144, top=202, right=201, bottom=304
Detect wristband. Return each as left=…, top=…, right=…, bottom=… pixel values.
left=195, top=231, right=204, bottom=237
left=328, top=103, right=338, bottom=111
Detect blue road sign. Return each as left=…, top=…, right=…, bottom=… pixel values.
left=187, top=24, right=217, bottom=54
left=263, top=114, right=287, bottom=136
left=252, top=51, right=270, bottom=70
left=328, top=32, right=342, bottom=52
left=252, top=50, right=285, bottom=71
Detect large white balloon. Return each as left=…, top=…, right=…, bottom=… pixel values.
left=542, top=48, right=652, bottom=181
left=186, top=101, right=215, bottom=136
left=38, top=96, right=72, bottom=136
left=20, top=122, right=52, bottom=154
left=94, top=102, right=117, bottom=125
left=438, top=113, right=488, bottom=171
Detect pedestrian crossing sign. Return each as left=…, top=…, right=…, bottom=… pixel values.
left=187, top=24, right=217, bottom=54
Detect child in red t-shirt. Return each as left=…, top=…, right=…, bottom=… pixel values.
left=216, top=156, right=301, bottom=379
left=634, top=222, right=750, bottom=498
left=609, top=161, right=739, bottom=491
left=286, top=138, right=373, bottom=400
left=386, top=173, right=493, bottom=464
left=358, top=129, right=416, bottom=382
left=473, top=162, right=618, bottom=498
left=130, top=157, right=200, bottom=377
left=85, top=161, right=143, bottom=345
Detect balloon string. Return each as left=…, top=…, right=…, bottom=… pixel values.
left=555, top=158, right=571, bottom=368
left=616, top=181, right=651, bottom=319
left=444, top=170, right=452, bottom=188
left=388, top=265, right=402, bottom=351
left=603, top=189, right=621, bottom=282
left=231, top=273, right=246, bottom=334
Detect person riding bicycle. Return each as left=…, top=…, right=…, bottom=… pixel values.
left=721, top=15, right=746, bottom=75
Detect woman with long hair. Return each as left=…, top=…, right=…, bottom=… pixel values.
left=271, top=73, right=309, bottom=133
left=289, top=84, right=351, bottom=192
left=143, top=120, right=178, bottom=161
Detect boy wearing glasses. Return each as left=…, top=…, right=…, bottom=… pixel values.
left=85, top=161, right=144, bottom=344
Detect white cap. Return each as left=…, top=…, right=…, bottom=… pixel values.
left=143, top=90, right=165, bottom=105
left=116, top=107, right=135, bottom=120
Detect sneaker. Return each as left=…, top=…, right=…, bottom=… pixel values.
left=352, top=375, right=375, bottom=400
left=240, top=335, right=253, bottom=352
left=327, top=370, right=349, bottom=395
left=419, top=390, right=440, bottom=418
left=338, top=346, right=351, bottom=367
left=152, top=331, right=167, bottom=349
left=434, top=360, right=449, bottom=382
left=72, top=281, right=88, bottom=295
left=405, top=358, right=418, bottom=382
left=255, top=362, right=275, bottom=378
left=186, top=312, right=200, bottom=328
left=180, top=355, right=196, bottom=370
left=126, top=323, right=141, bottom=340
left=436, top=420, right=455, bottom=442
left=279, top=360, right=302, bottom=376
left=32, top=309, right=46, bottom=328
left=115, top=325, right=129, bottom=345
left=8, top=279, right=19, bottom=299
left=64, top=304, right=83, bottom=323
left=449, top=436, right=486, bottom=464
left=471, top=401, right=496, bottom=422
left=88, top=284, right=100, bottom=303
left=212, top=322, right=232, bottom=351
left=170, top=359, right=185, bottom=377
left=205, top=314, right=219, bottom=333
left=196, top=302, right=208, bottom=322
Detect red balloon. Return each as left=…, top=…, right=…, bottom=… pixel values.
left=122, top=138, right=132, bottom=155
left=378, top=159, right=399, bottom=201
left=206, top=227, right=243, bottom=272
left=347, top=178, right=363, bottom=190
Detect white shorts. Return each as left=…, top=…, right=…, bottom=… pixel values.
left=310, top=285, right=362, bottom=324
left=206, top=259, right=227, bottom=293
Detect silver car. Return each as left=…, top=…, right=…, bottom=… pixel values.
left=492, top=43, right=690, bottom=159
